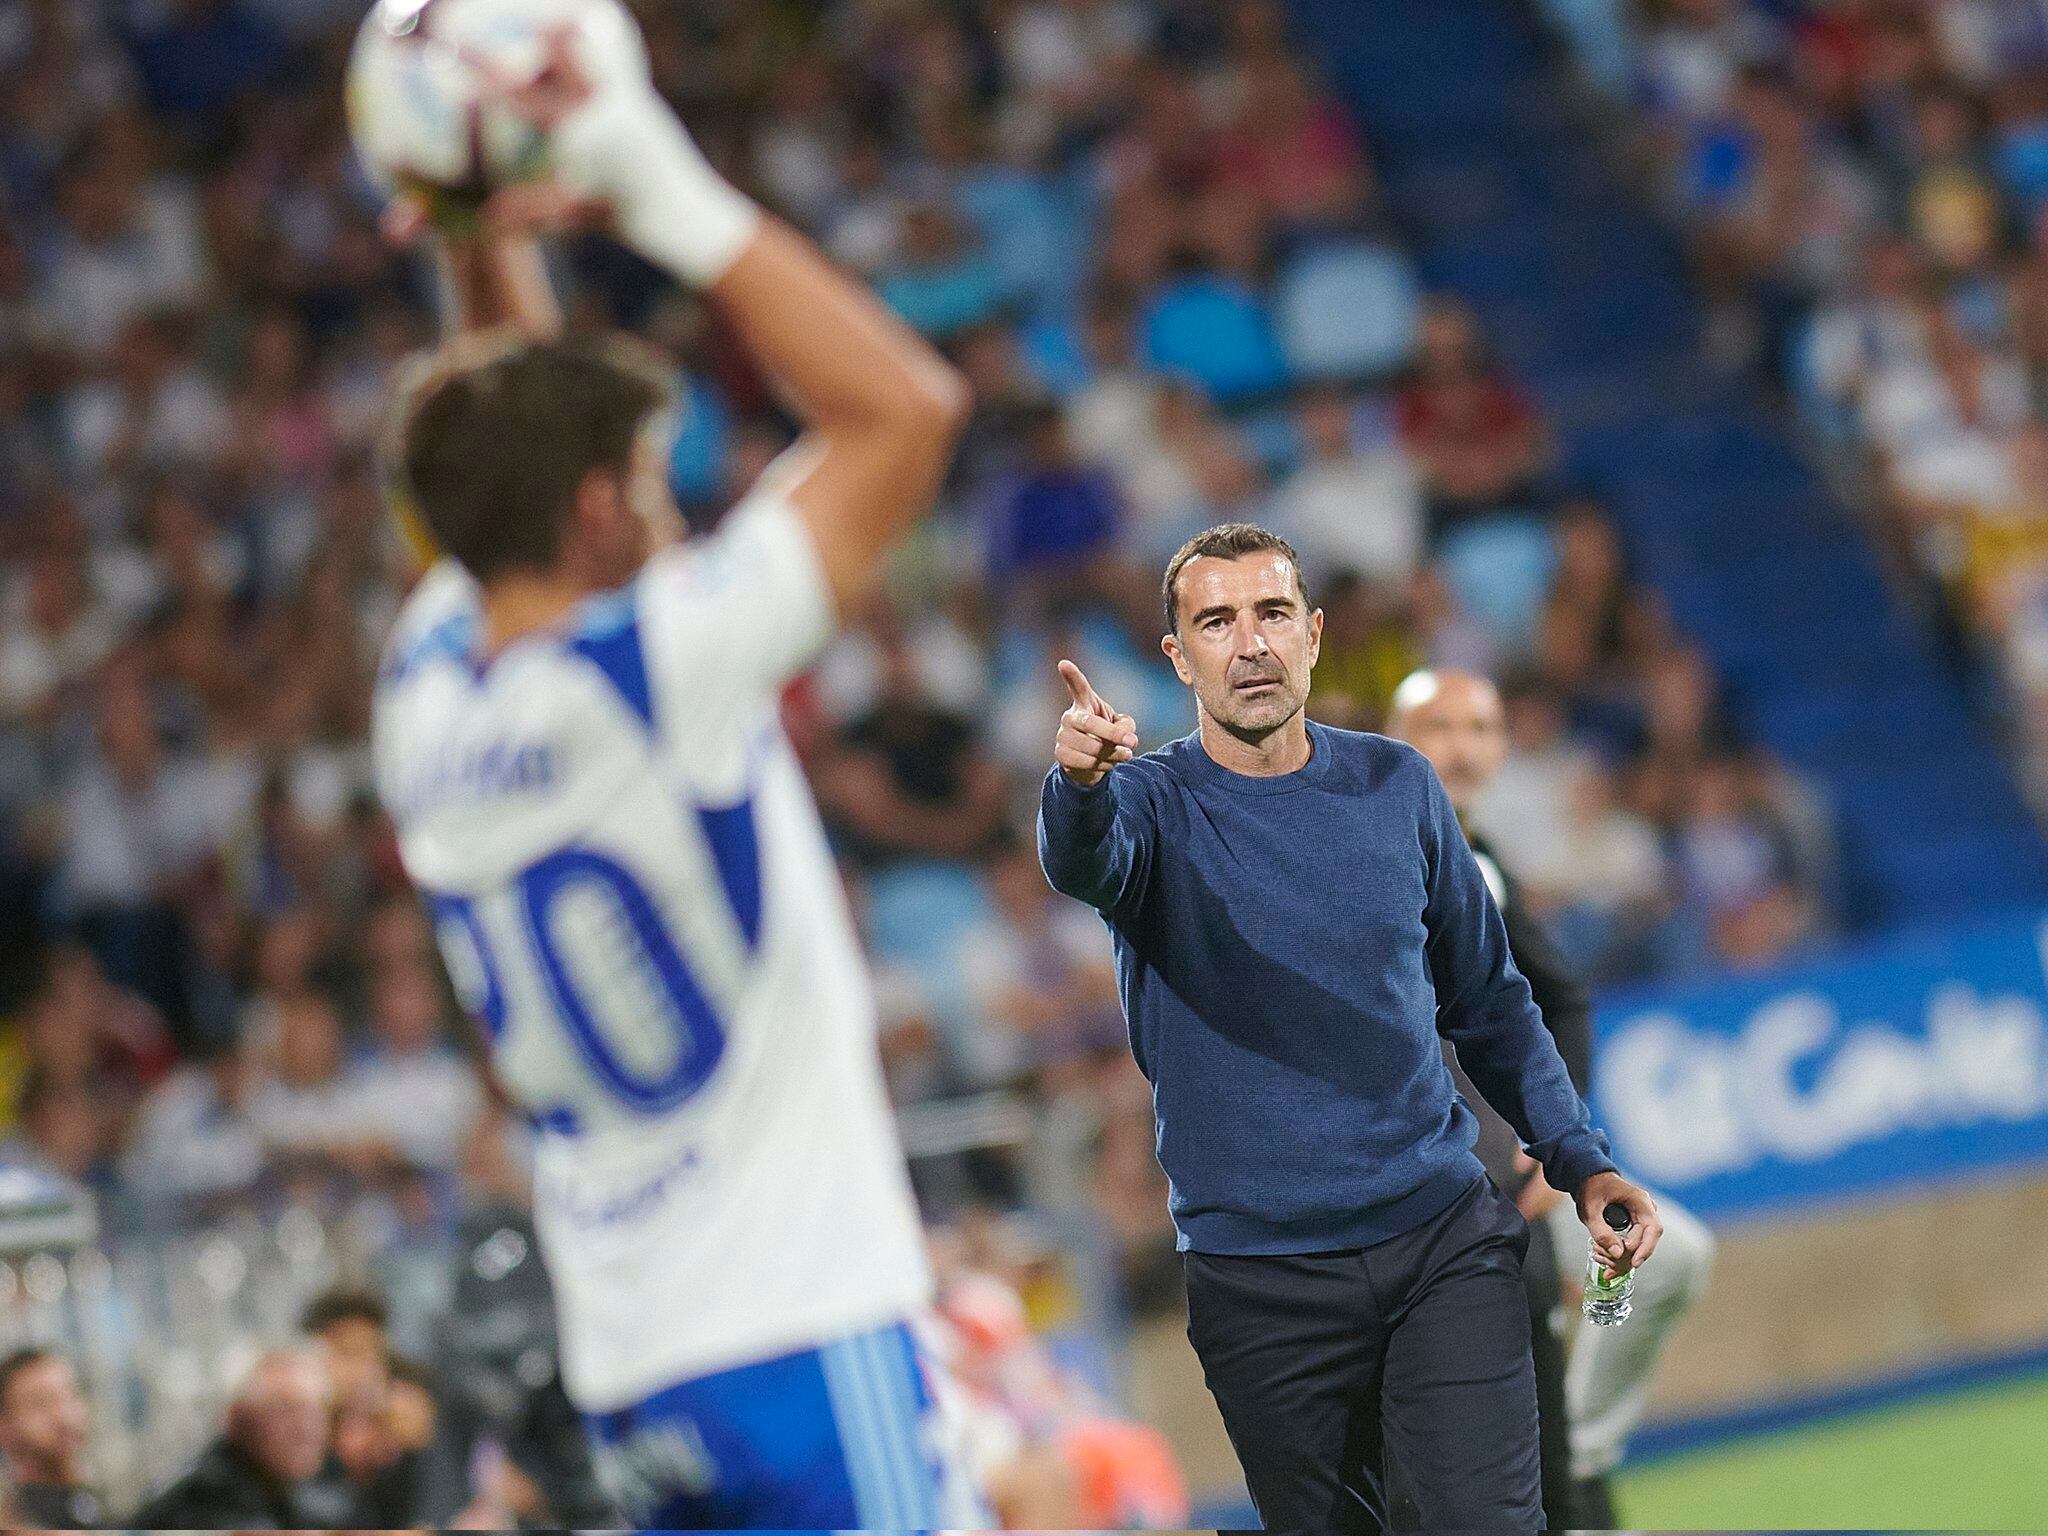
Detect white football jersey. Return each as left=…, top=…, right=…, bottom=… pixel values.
left=372, top=494, right=930, bottom=1411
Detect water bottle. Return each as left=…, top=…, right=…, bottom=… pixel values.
left=1582, top=1202, right=1634, bottom=1327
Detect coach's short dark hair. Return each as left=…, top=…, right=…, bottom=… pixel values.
left=391, top=335, right=673, bottom=583
left=1161, top=523, right=1311, bottom=632
left=0, top=1347, right=56, bottom=1410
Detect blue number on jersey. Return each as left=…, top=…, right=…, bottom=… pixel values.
left=521, top=846, right=727, bottom=1114
left=429, top=842, right=742, bottom=1127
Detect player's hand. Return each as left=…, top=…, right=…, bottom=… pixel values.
left=1054, top=659, right=1137, bottom=788
left=1578, top=1170, right=1661, bottom=1278
left=465, top=20, right=595, bottom=129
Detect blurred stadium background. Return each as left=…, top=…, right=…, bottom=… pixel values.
left=1, top=0, right=2047, bottom=1526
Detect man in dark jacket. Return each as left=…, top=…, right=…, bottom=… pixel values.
left=1390, top=667, right=1712, bottom=1530
left=1388, top=671, right=1593, bottom=1529
left=132, top=1348, right=356, bottom=1528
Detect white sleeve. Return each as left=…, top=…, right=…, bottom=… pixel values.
left=636, top=490, right=836, bottom=722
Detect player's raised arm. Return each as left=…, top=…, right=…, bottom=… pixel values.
left=536, top=59, right=971, bottom=612
left=435, top=232, right=560, bottom=339
left=709, top=224, right=972, bottom=608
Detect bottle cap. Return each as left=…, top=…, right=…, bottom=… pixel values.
left=1603, top=1202, right=1633, bottom=1234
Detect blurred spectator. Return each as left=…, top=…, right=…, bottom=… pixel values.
left=879, top=202, right=1007, bottom=340
left=1265, top=385, right=1424, bottom=588
left=1212, top=53, right=1371, bottom=229
left=8, top=942, right=173, bottom=1114
left=1089, top=1079, right=1181, bottom=1323
left=957, top=835, right=1123, bottom=1088
left=1471, top=681, right=1596, bottom=893
left=247, top=991, right=394, bottom=1192
left=343, top=958, right=482, bottom=1175
left=0, top=1348, right=104, bottom=1528
left=1674, top=756, right=1820, bottom=967
left=432, top=1116, right=617, bottom=1527
left=304, top=1287, right=450, bottom=1526
left=0, top=535, right=119, bottom=722
left=32, top=126, right=207, bottom=360
left=931, top=1227, right=1190, bottom=1530
left=984, top=400, right=1124, bottom=586
left=1396, top=297, right=1552, bottom=535
left=132, top=1348, right=350, bottom=1528
left=1305, top=570, right=1427, bottom=729
left=119, top=1035, right=264, bottom=1220
left=61, top=311, right=228, bottom=482
left=817, top=633, right=1010, bottom=867
left=1636, top=0, right=1783, bottom=134
left=54, top=661, right=250, bottom=1017
left=2, top=1071, right=120, bottom=1195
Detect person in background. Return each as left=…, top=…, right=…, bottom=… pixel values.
left=304, top=1285, right=476, bottom=1527
left=248, top=990, right=396, bottom=1194
left=957, top=832, right=1125, bottom=1089
left=131, top=1348, right=353, bottom=1528
left=0, top=1348, right=104, bottom=1528
left=1387, top=667, right=1716, bottom=1527
left=1396, top=298, right=1552, bottom=535
left=120, top=1034, right=265, bottom=1223
left=816, top=628, right=1012, bottom=867
left=342, top=956, right=483, bottom=1175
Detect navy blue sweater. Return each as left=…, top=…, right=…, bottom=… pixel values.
left=1038, top=722, right=1615, bottom=1255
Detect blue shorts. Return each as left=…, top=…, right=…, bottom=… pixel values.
left=583, top=1319, right=979, bottom=1529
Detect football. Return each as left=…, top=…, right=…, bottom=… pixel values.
left=345, top=0, right=649, bottom=213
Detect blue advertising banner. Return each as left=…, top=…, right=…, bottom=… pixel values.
left=1591, top=912, right=2048, bottom=1220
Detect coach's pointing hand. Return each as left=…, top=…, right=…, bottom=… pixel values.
left=1055, top=660, right=1139, bottom=788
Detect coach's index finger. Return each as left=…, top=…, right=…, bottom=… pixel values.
left=1057, top=659, right=1110, bottom=718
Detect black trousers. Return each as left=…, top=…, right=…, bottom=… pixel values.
left=1524, top=1211, right=1573, bottom=1531
left=1184, top=1177, right=1543, bottom=1534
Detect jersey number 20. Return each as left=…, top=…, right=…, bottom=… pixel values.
left=430, top=846, right=736, bottom=1125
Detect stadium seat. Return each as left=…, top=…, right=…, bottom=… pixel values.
left=1139, top=275, right=1291, bottom=403
left=1272, top=239, right=1421, bottom=381
left=1434, top=515, right=1558, bottom=654
left=667, top=373, right=733, bottom=505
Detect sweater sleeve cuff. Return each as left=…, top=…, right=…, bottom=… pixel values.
left=1042, top=763, right=1116, bottom=819
left=1541, top=1130, right=1618, bottom=1198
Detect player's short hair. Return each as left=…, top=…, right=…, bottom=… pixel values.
left=0, top=1347, right=56, bottom=1412
left=1161, top=523, right=1311, bottom=633
left=301, top=1286, right=390, bottom=1337
left=389, top=333, right=675, bottom=583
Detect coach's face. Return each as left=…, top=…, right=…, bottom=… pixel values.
left=1163, top=553, right=1322, bottom=742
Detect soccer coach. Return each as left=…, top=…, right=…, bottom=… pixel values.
left=1037, top=524, right=1660, bottom=1533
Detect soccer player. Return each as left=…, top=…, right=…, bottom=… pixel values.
left=1038, top=522, right=1661, bottom=1533
left=1387, top=667, right=1716, bottom=1527
left=368, top=52, right=976, bottom=1528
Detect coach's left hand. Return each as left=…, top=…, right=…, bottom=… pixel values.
left=1576, top=1170, right=1661, bottom=1277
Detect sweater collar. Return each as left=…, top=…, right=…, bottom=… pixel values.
left=1172, top=719, right=1334, bottom=796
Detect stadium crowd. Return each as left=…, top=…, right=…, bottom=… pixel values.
left=0, top=0, right=1841, bottom=1521
left=1541, top=0, right=2048, bottom=804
